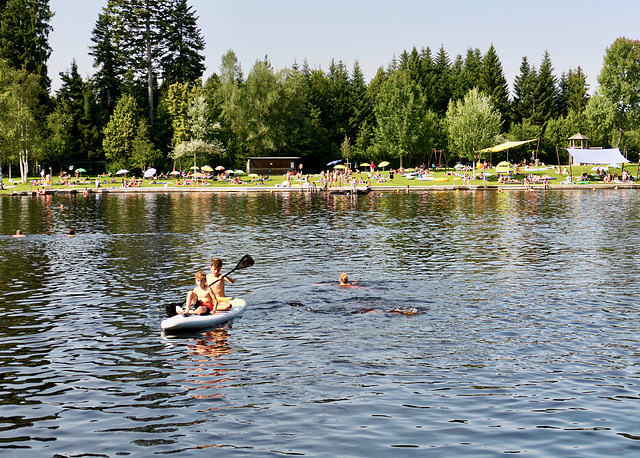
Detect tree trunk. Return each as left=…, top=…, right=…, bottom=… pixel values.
left=19, top=149, right=29, bottom=183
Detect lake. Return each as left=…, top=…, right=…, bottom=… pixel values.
left=1, top=189, right=640, bottom=456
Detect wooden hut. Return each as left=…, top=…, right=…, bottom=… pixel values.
left=246, top=157, right=301, bottom=175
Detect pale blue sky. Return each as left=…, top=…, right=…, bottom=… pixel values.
left=49, top=0, right=640, bottom=94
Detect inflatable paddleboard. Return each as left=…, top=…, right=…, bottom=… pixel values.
left=161, top=298, right=247, bottom=332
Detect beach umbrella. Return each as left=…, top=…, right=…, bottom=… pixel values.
left=334, top=164, right=346, bottom=169
left=360, top=162, right=370, bottom=167
left=215, top=165, right=225, bottom=171
left=193, top=172, right=205, bottom=177
left=234, top=169, right=245, bottom=175
left=169, top=170, right=181, bottom=176
left=144, top=168, right=156, bottom=178
left=327, top=159, right=342, bottom=166
left=116, top=169, right=129, bottom=175
left=248, top=173, right=259, bottom=178
left=76, top=168, right=87, bottom=173
left=201, top=165, right=214, bottom=172
left=190, top=165, right=199, bottom=170
left=378, top=161, right=389, bottom=169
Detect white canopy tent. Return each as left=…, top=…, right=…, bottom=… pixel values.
left=566, top=148, right=630, bottom=165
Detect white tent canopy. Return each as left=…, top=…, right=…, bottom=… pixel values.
left=566, top=148, right=630, bottom=165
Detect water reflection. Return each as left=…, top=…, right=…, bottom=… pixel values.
left=2, top=190, right=640, bottom=455
left=184, top=327, right=233, bottom=400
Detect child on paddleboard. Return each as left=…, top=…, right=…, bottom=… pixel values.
left=207, top=258, right=234, bottom=309
left=184, top=271, right=219, bottom=316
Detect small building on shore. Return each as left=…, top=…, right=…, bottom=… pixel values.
left=246, top=157, right=300, bottom=175
left=568, top=133, right=589, bottom=149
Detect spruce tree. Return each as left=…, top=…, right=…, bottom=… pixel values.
left=0, top=0, right=53, bottom=88
left=433, top=45, right=452, bottom=116
left=481, top=44, right=510, bottom=130
left=159, top=0, right=205, bottom=85
left=533, top=50, right=558, bottom=126
left=512, top=56, right=537, bottom=124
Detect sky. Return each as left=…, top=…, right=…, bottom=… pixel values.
left=48, top=0, right=640, bottom=95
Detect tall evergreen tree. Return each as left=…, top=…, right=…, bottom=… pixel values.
left=433, top=45, right=452, bottom=116
left=533, top=50, right=557, bottom=126
left=326, top=59, right=352, bottom=149
left=0, top=0, right=53, bottom=88
left=481, top=44, right=510, bottom=130
left=159, top=0, right=205, bottom=85
left=512, top=56, right=537, bottom=124
left=90, top=0, right=205, bottom=124
left=557, top=66, right=589, bottom=118
left=89, top=1, right=125, bottom=114
left=418, top=47, right=436, bottom=111
left=455, top=48, right=483, bottom=101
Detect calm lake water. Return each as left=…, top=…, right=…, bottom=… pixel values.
left=1, top=189, right=640, bottom=456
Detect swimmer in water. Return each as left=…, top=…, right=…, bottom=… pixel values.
left=339, top=273, right=361, bottom=287
left=12, top=230, right=25, bottom=238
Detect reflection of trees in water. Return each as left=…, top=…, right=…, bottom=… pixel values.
left=184, top=327, right=233, bottom=399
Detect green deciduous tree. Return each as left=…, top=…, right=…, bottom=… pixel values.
left=374, top=70, right=438, bottom=167
left=169, top=95, right=225, bottom=168
left=597, top=37, right=640, bottom=147
left=446, top=87, right=502, bottom=161
left=103, top=93, right=142, bottom=171
left=0, top=63, right=43, bottom=182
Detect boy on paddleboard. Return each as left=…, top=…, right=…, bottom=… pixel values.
left=183, top=271, right=219, bottom=316
left=207, top=258, right=234, bottom=310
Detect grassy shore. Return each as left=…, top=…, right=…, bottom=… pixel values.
left=2, top=164, right=639, bottom=195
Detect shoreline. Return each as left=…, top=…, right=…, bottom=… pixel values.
left=4, top=182, right=640, bottom=196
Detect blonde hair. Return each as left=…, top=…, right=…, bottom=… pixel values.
left=339, top=273, right=349, bottom=283
left=195, top=271, right=207, bottom=282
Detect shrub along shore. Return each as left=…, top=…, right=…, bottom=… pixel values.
left=2, top=165, right=640, bottom=196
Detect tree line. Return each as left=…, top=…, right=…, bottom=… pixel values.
left=1, top=0, right=640, bottom=184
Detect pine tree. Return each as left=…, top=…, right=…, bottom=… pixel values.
left=512, top=56, right=537, bottom=124
left=481, top=44, right=510, bottom=130
left=90, top=0, right=206, bottom=125
left=454, top=48, right=483, bottom=101
left=418, top=47, right=436, bottom=112
left=558, top=66, right=589, bottom=117
left=159, top=0, right=205, bottom=85
left=533, top=50, right=558, bottom=126
left=89, top=1, right=128, bottom=113
left=433, top=45, right=452, bottom=116
left=0, top=0, right=53, bottom=88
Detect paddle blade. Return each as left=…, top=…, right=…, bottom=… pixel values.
left=235, top=254, right=254, bottom=270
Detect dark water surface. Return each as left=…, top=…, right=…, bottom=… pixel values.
left=1, top=189, right=640, bottom=456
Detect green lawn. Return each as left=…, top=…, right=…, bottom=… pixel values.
left=1, top=165, right=638, bottom=194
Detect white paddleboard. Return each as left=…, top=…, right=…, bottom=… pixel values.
left=161, top=298, right=247, bottom=332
